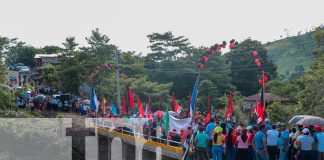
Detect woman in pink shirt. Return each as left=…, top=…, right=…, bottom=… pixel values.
left=236, top=129, right=249, bottom=160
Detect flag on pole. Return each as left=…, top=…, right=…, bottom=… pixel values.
left=172, top=92, right=182, bottom=114
left=225, top=92, right=233, bottom=120
left=90, top=85, right=99, bottom=112
left=137, top=97, right=145, bottom=118
left=164, top=107, right=169, bottom=137
left=190, top=76, right=200, bottom=119
left=256, top=88, right=265, bottom=124
left=204, top=93, right=211, bottom=126
left=127, top=86, right=135, bottom=109
left=102, top=98, right=107, bottom=114
left=121, top=96, right=126, bottom=114
left=111, top=104, right=118, bottom=115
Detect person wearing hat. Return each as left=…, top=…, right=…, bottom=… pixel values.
left=314, top=126, right=324, bottom=160
left=247, top=125, right=257, bottom=160
left=278, top=123, right=289, bottom=160
left=264, top=118, right=271, bottom=131
left=296, top=128, right=316, bottom=160
left=212, top=126, right=225, bottom=160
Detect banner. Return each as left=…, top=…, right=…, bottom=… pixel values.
left=169, top=114, right=191, bottom=132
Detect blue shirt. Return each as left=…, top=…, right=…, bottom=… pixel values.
left=266, top=129, right=279, bottom=146
left=253, top=131, right=266, bottom=149
left=265, top=124, right=272, bottom=131
left=195, top=132, right=209, bottom=148
left=278, top=129, right=289, bottom=147
left=298, top=135, right=314, bottom=151
left=205, top=122, right=216, bottom=139
left=316, top=132, right=324, bottom=152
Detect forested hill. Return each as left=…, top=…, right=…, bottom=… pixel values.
left=264, top=32, right=316, bottom=78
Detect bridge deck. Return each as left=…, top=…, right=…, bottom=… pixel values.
left=95, top=127, right=183, bottom=159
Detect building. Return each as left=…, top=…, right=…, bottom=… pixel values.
left=34, top=53, right=61, bottom=67
left=242, top=93, right=297, bottom=112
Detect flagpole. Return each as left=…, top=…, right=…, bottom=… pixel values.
left=115, top=49, right=122, bottom=115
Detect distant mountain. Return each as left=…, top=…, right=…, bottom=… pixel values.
left=264, top=32, right=316, bottom=78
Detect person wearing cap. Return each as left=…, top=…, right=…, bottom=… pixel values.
left=265, top=118, right=271, bottom=131
left=194, top=127, right=209, bottom=160
left=296, top=128, right=316, bottom=160
left=212, top=126, right=225, bottom=160
left=252, top=125, right=269, bottom=160
left=278, top=123, right=289, bottom=160
left=314, top=126, right=324, bottom=160
left=247, top=126, right=257, bottom=160
left=266, top=125, right=279, bottom=160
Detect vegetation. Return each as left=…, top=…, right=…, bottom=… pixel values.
left=265, top=30, right=317, bottom=78
left=1, top=27, right=323, bottom=120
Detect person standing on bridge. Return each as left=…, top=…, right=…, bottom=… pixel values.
left=194, top=127, right=209, bottom=160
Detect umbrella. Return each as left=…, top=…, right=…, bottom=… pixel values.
left=296, top=116, right=324, bottom=126
left=34, top=94, right=46, bottom=101
left=289, top=115, right=311, bottom=124
left=154, top=110, right=164, bottom=118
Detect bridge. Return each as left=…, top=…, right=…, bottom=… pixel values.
left=88, top=119, right=183, bottom=160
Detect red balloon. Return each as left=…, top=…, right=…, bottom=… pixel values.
left=264, top=75, right=268, bottom=81
left=204, top=56, right=209, bottom=62
left=229, top=43, right=235, bottom=49
left=259, top=79, right=263, bottom=85
left=256, top=62, right=261, bottom=68
left=217, top=45, right=222, bottom=51
left=252, top=51, right=258, bottom=57
left=255, top=59, right=260, bottom=63
left=199, top=63, right=204, bottom=69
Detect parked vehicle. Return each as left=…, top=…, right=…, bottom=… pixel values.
left=19, top=66, right=31, bottom=74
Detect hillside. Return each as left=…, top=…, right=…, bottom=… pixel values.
left=264, top=32, right=316, bottom=77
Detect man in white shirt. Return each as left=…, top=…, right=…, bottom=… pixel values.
left=266, top=125, right=279, bottom=160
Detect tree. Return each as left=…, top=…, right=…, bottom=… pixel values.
left=226, top=39, right=278, bottom=96
left=146, top=31, right=193, bottom=61
left=5, top=45, right=38, bottom=67
left=62, top=37, right=79, bottom=53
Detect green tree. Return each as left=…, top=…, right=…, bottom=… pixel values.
left=62, top=37, right=79, bottom=53
left=146, top=31, right=193, bottom=61
left=226, top=39, right=278, bottom=96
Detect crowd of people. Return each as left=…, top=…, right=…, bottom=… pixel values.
left=11, top=87, right=324, bottom=160
left=190, top=118, right=324, bottom=160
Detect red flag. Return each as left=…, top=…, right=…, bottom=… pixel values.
left=137, top=96, right=142, bottom=110
left=172, top=92, right=182, bottom=114
left=256, top=88, right=265, bottom=124
left=128, top=87, right=134, bottom=108
left=172, top=92, right=177, bottom=112
left=225, top=92, right=233, bottom=119
left=122, top=96, right=126, bottom=114
left=139, top=104, right=145, bottom=118
left=204, top=93, right=211, bottom=126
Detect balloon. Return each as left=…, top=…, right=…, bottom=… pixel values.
left=229, top=43, right=235, bottom=49
left=264, top=75, right=268, bottom=81
left=252, top=51, right=258, bottom=57
left=255, top=59, right=260, bottom=63
left=199, top=63, right=204, bottom=69
left=259, top=79, right=263, bottom=86
left=256, top=62, right=261, bottom=68
left=217, top=45, right=222, bottom=51
left=204, top=56, right=209, bottom=62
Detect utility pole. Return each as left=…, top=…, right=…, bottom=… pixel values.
left=115, top=49, right=122, bottom=114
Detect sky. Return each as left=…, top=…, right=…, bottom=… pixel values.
left=0, top=0, right=323, bottom=54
